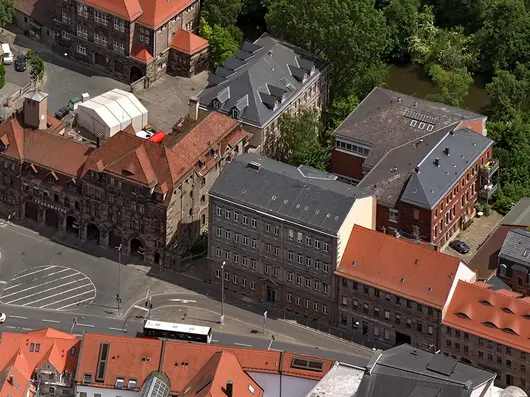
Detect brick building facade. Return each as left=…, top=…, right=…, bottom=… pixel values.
left=331, top=88, right=497, bottom=249
left=335, top=226, right=476, bottom=350
left=208, top=154, right=375, bottom=323
left=497, top=228, right=530, bottom=295
left=54, top=0, right=200, bottom=83
left=0, top=92, right=251, bottom=268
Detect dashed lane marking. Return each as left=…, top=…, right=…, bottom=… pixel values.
left=234, top=342, right=253, bottom=347
left=134, top=305, right=149, bottom=312
left=42, top=319, right=60, bottom=324
left=77, top=323, right=94, bottom=328
left=9, top=315, right=27, bottom=319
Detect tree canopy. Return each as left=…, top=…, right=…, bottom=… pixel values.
left=0, top=0, right=14, bottom=27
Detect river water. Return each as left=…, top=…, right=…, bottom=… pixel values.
left=385, top=64, right=489, bottom=113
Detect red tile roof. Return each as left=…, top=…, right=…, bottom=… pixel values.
left=336, top=226, right=475, bottom=309
left=0, top=366, right=35, bottom=397
left=76, top=334, right=163, bottom=390
left=443, top=281, right=530, bottom=353
left=130, top=44, right=154, bottom=64
left=138, top=0, right=196, bottom=29
left=78, top=0, right=142, bottom=21
left=171, top=29, right=209, bottom=55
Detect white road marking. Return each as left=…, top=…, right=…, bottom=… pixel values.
left=56, top=296, right=94, bottom=310
left=12, top=266, right=56, bottom=280
left=22, top=284, right=93, bottom=306
left=4, top=283, right=22, bottom=290
left=6, top=325, right=16, bottom=329
left=22, top=328, right=32, bottom=331
left=6, top=278, right=88, bottom=304
left=42, top=319, right=60, bottom=324
left=77, top=323, right=94, bottom=328
left=1, top=273, right=82, bottom=299
left=109, top=327, right=126, bottom=331
left=40, top=289, right=96, bottom=309
left=212, top=339, right=219, bottom=343
left=169, top=299, right=197, bottom=303
left=134, top=305, right=149, bottom=312
left=234, top=342, right=253, bottom=347
left=0, top=281, right=6, bottom=284
left=9, top=315, right=27, bottom=319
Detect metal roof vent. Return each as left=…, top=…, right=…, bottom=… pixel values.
left=247, top=161, right=261, bottom=171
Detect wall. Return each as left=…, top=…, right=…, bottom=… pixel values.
left=442, top=263, right=476, bottom=317
left=330, top=143, right=365, bottom=182
left=15, top=11, right=55, bottom=45
left=247, top=372, right=318, bottom=397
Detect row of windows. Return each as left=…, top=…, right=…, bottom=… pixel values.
left=215, top=206, right=330, bottom=253
left=214, top=269, right=256, bottom=290
left=287, top=273, right=329, bottom=295
left=288, top=252, right=330, bottom=273
left=341, top=279, right=435, bottom=315
left=335, top=139, right=370, bottom=157
left=215, top=248, right=257, bottom=270
left=340, top=314, right=392, bottom=340
left=286, top=292, right=328, bottom=314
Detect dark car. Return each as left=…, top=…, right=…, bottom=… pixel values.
left=54, top=106, right=70, bottom=120
left=14, top=55, right=26, bottom=72
left=449, top=239, right=470, bottom=254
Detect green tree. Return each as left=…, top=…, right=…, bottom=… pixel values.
left=0, top=63, right=5, bottom=89
left=276, top=109, right=328, bottom=170
left=208, top=23, right=240, bottom=67
left=199, top=17, right=213, bottom=41
left=0, top=0, right=14, bottom=27
left=485, top=67, right=529, bottom=121
left=427, top=64, right=473, bottom=106
left=265, top=0, right=389, bottom=97
left=325, top=91, right=359, bottom=130
left=27, top=50, right=45, bottom=83
left=384, top=0, right=420, bottom=61
left=202, top=0, right=243, bottom=27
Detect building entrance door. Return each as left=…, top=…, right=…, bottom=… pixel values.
left=266, top=286, right=276, bottom=303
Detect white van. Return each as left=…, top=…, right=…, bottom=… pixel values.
left=2, top=44, right=13, bottom=65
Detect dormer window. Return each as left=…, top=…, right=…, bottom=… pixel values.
left=231, top=109, right=240, bottom=119
left=213, top=99, right=221, bottom=109
left=115, top=376, right=125, bottom=388
left=127, top=378, right=137, bottom=390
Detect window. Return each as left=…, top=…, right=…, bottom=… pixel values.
left=61, top=12, right=71, bottom=24
left=225, top=209, right=231, bottom=219
left=242, top=256, right=248, bottom=267
left=305, top=278, right=311, bottom=288
left=241, top=278, right=247, bottom=287
left=305, top=298, right=310, bottom=308
left=101, top=13, right=109, bottom=26
left=417, top=321, right=423, bottom=332
left=352, top=300, right=358, bottom=310
left=96, top=343, right=109, bottom=382
left=250, top=281, right=255, bottom=290
left=373, top=326, right=379, bottom=336
left=313, top=281, right=319, bottom=291
left=61, top=31, right=71, bottom=40
left=478, top=351, right=484, bottom=359
left=234, top=233, right=240, bottom=243
left=364, top=285, right=369, bottom=294
left=243, top=236, right=248, bottom=246
left=288, top=229, right=293, bottom=240
left=389, top=208, right=399, bottom=223
left=322, top=283, right=328, bottom=294
left=384, top=310, right=390, bottom=320
left=287, top=273, right=293, bottom=282
left=265, top=243, right=271, bottom=253
left=273, top=268, right=279, bottom=278
left=314, top=240, right=321, bottom=249
left=251, top=218, right=257, bottom=228
left=140, top=35, right=150, bottom=44
left=288, top=251, right=294, bottom=261
left=297, top=253, right=302, bottom=264
left=384, top=329, right=390, bottom=340
left=413, top=209, right=420, bottom=220
left=224, top=250, right=230, bottom=260
left=215, top=269, right=221, bottom=278
left=374, top=289, right=380, bottom=298
left=296, top=275, right=302, bottom=285
left=76, top=45, right=87, bottom=55
left=243, top=215, right=248, bottom=225
left=417, top=303, right=423, bottom=313
left=251, top=238, right=257, bottom=249
left=374, top=307, right=379, bottom=318
left=216, top=206, right=223, bottom=216
left=76, top=26, right=88, bottom=39
left=297, top=232, right=303, bottom=243
left=77, top=4, right=88, bottom=17
left=215, top=247, right=221, bottom=257
left=395, top=314, right=401, bottom=325
left=342, top=296, right=348, bottom=306
left=295, top=296, right=300, bottom=305
left=216, top=227, right=222, bottom=237
left=428, top=326, right=433, bottom=335
left=305, top=257, right=311, bottom=267
left=306, top=236, right=311, bottom=246
left=363, top=304, right=369, bottom=314
left=225, top=230, right=231, bottom=239
left=265, top=265, right=270, bottom=274
left=94, top=10, right=102, bottom=23
left=322, top=304, right=327, bottom=314
left=266, top=223, right=271, bottom=233
left=234, top=212, right=239, bottom=222
left=251, top=259, right=256, bottom=270
left=114, top=18, right=125, bottom=32
left=232, top=275, right=238, bottom=284
left=323, top=263, right=329, bottom=273
left=406, top=319, right=411, bottom=329
left=287, top=292, right=292, bottom=302
left=274, top=225, right=279, bottom=235
left=313, top=301, right=318, bottom=311
left=233, top=253, right=239, bottom=263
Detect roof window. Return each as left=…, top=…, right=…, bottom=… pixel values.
left=127, top=378, right=137, bottom=390
left=483, top=321, right=498, bottom=328
left=95, top=343, right=109, bottom=382
left=115, top=376, right=125, bottom=389
left=291, top=357, right=324, bottom=372
left=456, top=312, right=470, bottom=320
left=480, top=300, right=493, bottom=307
left=502, top=307, right=515, bottom=314
left=83, top=373, right=92, bottom=384
left=503, top=328, right=518, bottom=335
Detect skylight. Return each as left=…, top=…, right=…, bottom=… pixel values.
left=480, top=300, right=493, bottom=307
left=456, top=312, right=470, bottom=320
left=503, top=328, right=518, bottom=335
left=483, top=321, right=497, bottom=328
left=502, top=307, right=515, bottom=314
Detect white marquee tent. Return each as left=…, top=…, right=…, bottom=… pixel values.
left=77, top=89, right=148, bottom=139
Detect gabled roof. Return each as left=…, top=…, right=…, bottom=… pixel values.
left=199, top=33, right=327, bottom=128
left=0, top=119, right=25, bottom=160
left=210, top=154, right=372, bottom=235
left=333, top=87, right=484, bottom=170
left=0, top=365, right=35, bottom=397
left=499, top=228, right=530, bottom=268
left=78, top=0, right=142, bottom=21
left=179, top=351, right=263, bottom=397
left=137, top=0, right=195, bottom=29
left=171, top=29, right=209, bottom=55
left=443, top=281, right=530, bottom=354
left=336, top=226, right=473, bottom=309
left=355, top=345, right=495, bottom=397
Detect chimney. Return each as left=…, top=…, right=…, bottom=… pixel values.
left=226, top=380, right=233, bottom=397
left=9, top=375, right=13, bottom=384
left=434, top=158, right=440, bottom=167
left=23, top=91, right=48, bottom=130
left=188, top=96, right=199, bottom=121
left=444, top=147, right=450, bottom=156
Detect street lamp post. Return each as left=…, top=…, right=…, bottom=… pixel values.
left=116, top=244, right=122, bottom=309
left=220, top=261, right=225, bottom=324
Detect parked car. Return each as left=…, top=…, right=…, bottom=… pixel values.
left=2, top=43, right=13, bottom=65
left=449, top=240, right=470, bottom=254
left=0, top=312, right=6, bottom=323
left=54, top=106, right=70, bottom=120
left=14, top=54, right=26, bottom=72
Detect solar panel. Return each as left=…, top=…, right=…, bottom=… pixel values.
left=426, top=355, right=457, bottom=376
left=403, top=110, right=438, bottom=125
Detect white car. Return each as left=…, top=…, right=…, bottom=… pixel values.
left=1, top=44, right=13, bottom=65
left=0, top=313, right=6, bottom=323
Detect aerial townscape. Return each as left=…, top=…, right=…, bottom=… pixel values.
left=0, top=0, right=529, bottom=396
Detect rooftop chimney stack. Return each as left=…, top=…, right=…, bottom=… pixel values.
left=226, top=380, right=233, bottom=397
left=434, top=158, right=440, bottom=167
left=23, top=91, right=48, bottom=130
left=188, top=96, right=200, bottom=121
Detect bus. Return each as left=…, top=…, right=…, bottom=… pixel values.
left=143, top=320, right=213, bottom=344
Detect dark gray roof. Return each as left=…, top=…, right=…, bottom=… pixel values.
left=333, top=87, right=485, bottom=169
left=485, top=274, right=512, bottom=291
left=502, top=198, right=530, bottom=226
left=198, top=33, right=327, bottom=128
left=355, top=345, right=495, bottom=397
left=499, top=228, right=530, bottom=268
left=400, top=128, right=492, bottom=209
left=209, top=154, right=372, bottom=235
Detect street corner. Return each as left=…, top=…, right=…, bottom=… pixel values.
left=0, top=265, right=96, bottom=310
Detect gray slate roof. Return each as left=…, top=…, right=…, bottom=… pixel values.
left=499, top=228, right=530, bottom=268
left=355, top=345, right=495, bottom=397
left=400, top=128, right=492, bottom=209
left=333, top=87, right=484, bottom=170
left=502, top=198, right=530, bottom=226
left=198, top=33, right=327, bottom=128
left=209, top=154, right=372, bottom=235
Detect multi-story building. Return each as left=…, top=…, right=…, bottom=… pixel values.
left=208, top=154, right=375, bottom=323
left=497, top=228, right=530, bottom=294
left=442, top=280, right=530, bottom=392
left=198, top=33, right=329, bottom=157
left=331, top=87, right=497, bottom=248
left=0, top=328, right=81, bottom=397
left=15, top=0, right=56, bottom=44
left=335, top=225, right=476, bottom=350
left=0, top=92, right=251, bottom=267
left=54, top=0, right=200, bottom=83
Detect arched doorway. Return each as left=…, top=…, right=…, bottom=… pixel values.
left=130, top=238, right=144, bottom=256
left=108, top=230, right=122, bottom=248
left=66, top=216, right=79, bottom=235
left=25, top=201, right=38, bottom=222
left=44, top=208, right=59, bottom=229
left=154, top=252, right=160, bottom=265
left=86, top=223, right=100, bottom=244
left=130, top=66, right=143, bottom=83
